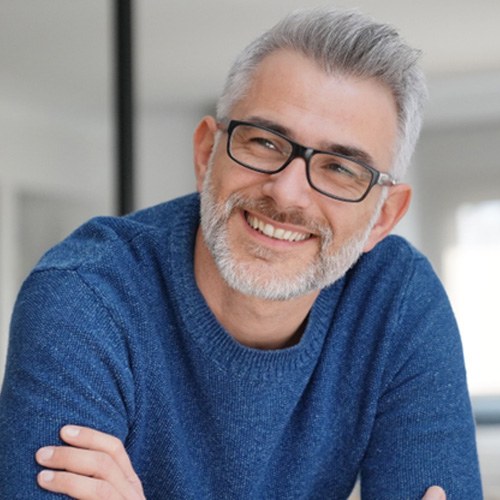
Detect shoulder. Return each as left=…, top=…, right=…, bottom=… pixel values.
left=360, top=234, right=428, bottom=271
left=35, top=193, right=200, bottom=273
left=354, top=236, right=463, bottom=380
left=335, top=235, right=459, bottom=371
left=15, top=193, right=200, bottom=333
left=347, top=234, right=441, bottom=306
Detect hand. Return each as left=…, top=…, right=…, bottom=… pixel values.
left=36, top=425, right=145, bottom=500
left=422, top=485, right=446, bottom=499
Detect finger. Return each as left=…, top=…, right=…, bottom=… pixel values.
left=36, top=445, right=143, bottom=500
left=422, top=485, right=446, bottom=500
left=36, top=445, right=132, bottom=491
left=59, top=425, right=143, bottom=494
left=37, top=469, right=123, bottom=500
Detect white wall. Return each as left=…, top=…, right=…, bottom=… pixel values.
left=137, top=103, right=210, bottom=209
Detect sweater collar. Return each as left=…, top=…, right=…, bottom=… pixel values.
left=166, top=193, right=344, bottom=381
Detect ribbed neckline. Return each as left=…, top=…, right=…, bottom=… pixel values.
left=165, top=194, right=343, bottom=382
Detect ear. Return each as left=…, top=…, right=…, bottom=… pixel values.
left=363, top=184, right=412, bottom=252
left=193, top=116, right=218, bottom=192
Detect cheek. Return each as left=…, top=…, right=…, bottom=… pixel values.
left=322, top=204, right=373, bottom=241
left=202, top=155, right=230, bottom=196
left=213, top=161, right=270, bottom=200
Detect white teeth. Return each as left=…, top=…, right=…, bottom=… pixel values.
left=246, top=214, right=311, bottom=242
left=263, top=223, right=274, bottom=237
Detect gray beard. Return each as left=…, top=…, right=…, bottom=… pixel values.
left=199, top=164, right=382, bottom=301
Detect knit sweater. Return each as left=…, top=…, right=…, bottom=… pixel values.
left=0, top=193, right=482, bottom=499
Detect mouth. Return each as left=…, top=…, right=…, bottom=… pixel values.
left=244, top=211, right=313, bottom=242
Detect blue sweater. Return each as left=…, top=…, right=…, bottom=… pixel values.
left=0, top=193, right=482, bottom=499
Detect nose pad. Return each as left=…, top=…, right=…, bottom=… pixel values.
left=261, top=157, right=312, bottom=209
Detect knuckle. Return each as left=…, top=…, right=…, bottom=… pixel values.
left=108, top=435, right=125, bottom=456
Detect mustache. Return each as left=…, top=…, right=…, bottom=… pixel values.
left=224, top=193, right=333, bottom=240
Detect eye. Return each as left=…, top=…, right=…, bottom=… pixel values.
left=325, top=162, right=357, bottom=178
left=250, top=136, right=280, bottom=152
left=234, top=124, right=290, bottom=158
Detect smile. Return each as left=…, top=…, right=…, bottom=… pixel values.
left=245, top=212, right=312, bottom=242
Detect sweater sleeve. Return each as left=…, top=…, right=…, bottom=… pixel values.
left=0, top=268, right=135, bottom=499
left=359, top=257, right=483, bottom=499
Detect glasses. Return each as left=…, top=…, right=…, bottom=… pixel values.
left=223, top=120, right=397, bottom=203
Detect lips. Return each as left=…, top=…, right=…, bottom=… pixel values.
left=245, top=212, right=312, bottom=242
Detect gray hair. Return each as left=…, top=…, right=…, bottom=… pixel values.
left=216, top=8, right=428, bottom=179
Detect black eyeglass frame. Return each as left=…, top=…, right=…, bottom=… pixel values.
left=222, top=119, right=398, bottom=203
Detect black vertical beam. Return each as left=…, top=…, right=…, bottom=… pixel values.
left=115, top=0, right=135, bottom=215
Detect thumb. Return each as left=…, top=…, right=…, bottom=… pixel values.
left=422, top=485, right=446, bottom=500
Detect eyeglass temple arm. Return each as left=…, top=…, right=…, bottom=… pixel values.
left=377, top=172, right=398, bottom=186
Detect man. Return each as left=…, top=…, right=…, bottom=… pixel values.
left=0, top=7, right=481, bottom=499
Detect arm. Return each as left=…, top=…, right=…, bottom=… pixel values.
left=35, top=426, right=444, bottom=500
left=0, top=269, right=135, bottom=498
left=359, top=258, right=482, bottom=498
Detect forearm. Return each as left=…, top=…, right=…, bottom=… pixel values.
left=0, top=269, right=133, bottom=497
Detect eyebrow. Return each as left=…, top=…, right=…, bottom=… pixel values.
left=244, top=115, right=376, bottom=167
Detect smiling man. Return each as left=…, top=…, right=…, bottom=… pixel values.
left=0, top=7, right=482, bottom=499
left=192, top=49, right=406, bottom=351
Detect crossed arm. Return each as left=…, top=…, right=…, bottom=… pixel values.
left=36, top=426, right=447, bottom=500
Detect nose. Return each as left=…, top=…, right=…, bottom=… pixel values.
left=261, top=157, right=313, bottom=210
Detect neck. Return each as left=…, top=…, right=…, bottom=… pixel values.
left=194, top=228, right=319, bottom=350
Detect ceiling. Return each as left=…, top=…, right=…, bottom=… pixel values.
left=1, top=0, right=500, bottom=120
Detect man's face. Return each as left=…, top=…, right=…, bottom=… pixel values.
left=196, top=49, right=400, bottom=300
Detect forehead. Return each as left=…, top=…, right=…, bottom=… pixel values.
left=230, top=49, right=399, bottom=169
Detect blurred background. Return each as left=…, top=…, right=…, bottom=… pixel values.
left=1, top=0, right=499, bottom=496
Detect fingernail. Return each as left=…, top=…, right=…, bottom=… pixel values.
left=39, top=470, right=55, bottom=483
left=37, top=447, right=54, bottom=462
left=424, top=487, right=446, bottom=500
left=62, top=425, right=80, bottom=437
